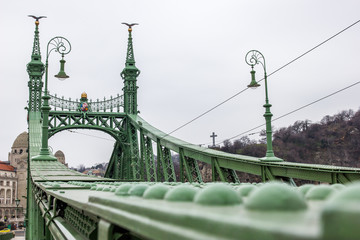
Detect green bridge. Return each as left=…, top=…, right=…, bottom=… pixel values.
left=24, top=18, right=360, bottom=240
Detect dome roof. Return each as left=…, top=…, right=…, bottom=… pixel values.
left=12, top=132, right=28, bottom=148
left=55, top=150, right=65, bottom=158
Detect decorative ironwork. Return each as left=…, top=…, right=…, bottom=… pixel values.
left=27, top=18, right=45, bottom=112
left=64, top=205, right=97, bottom=239
left=245, top=50, right=266, bottom=69
left=48, top=111, right=127, bottom=142
left=47, top=93, right=124, bottom=112
left=46, top=37, right=71, bottom=60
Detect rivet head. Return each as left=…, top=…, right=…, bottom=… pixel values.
left=305, top=185, right=335, bottom=200
left=143, top=185, right=169, bottom=199
left=164, top=186, right=197, bottom=202
left=245, top=182, right=307, bottom=211
left=115, top=184, right=133, bottom=196
left=194, top=184, right=242, bottom=206
left=129, top=184, right=149, bottom=197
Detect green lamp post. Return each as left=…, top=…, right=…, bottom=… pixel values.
left=245, top=50, right=283, bottom=162
left=32, top=37, right=71, bottom=161
left=15, top=199, right=20, bottom=219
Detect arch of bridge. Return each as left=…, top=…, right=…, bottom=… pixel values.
left=48, top=125, right=127, bottom=143
left=47, top=111, right=128, bottom=143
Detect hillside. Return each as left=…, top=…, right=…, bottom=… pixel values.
left=220, top=109, right=360, bottom=168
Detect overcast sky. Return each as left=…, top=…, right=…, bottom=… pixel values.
left=1, top=0, right=360, bottom=168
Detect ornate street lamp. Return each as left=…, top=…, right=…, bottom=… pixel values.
left=245, top=50, right=283, bottom=162
left=32, top=37, right=71, bottom=161
left=15, top=199, right=20, bottom=219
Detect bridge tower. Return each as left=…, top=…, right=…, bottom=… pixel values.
left=26, top=18, right=47, bottom=240
left=104, top=24, right=142, bottom=180
left=121, top=24, right=140, bottom=114
left=26, top=19, right=45, bottom=112
left=121, top=24, right=142, bottom=180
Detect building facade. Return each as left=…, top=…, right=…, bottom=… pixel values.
left=7, top=131, right=28, bottom=223
left=0, top=162, right=24, bottom=226
left=2, top=132, right=67, bottom=227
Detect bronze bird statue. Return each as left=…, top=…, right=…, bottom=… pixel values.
left=122, top=22, right=139, bottom=31
left=28, top=15, right=47, bottom=21
left=28, top=15, right=47, bottom=25
left=122, top=23, right=139, bottom=28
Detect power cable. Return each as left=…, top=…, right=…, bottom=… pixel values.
left=162, top=19, right=360, bottom=139
left=66, top=130, right=115, bottom=142
left=215, top=79, right=360, bottom=145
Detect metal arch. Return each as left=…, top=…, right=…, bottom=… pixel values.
left=48, top=125, right=126, bottom=143
left=47, top=111, right=128, bottom=142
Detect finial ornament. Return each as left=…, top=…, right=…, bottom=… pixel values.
left=81, top=92, right=88, bottom=99
left=28, top=15, right=47, bottom=25
left=122, top=22, right=139, bottom=32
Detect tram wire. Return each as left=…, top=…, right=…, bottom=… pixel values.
left=66, top=129, right=115, bottom=142
left=213, top=79, right=360, bottom=146
left=161, top=19, right=360, bottom=141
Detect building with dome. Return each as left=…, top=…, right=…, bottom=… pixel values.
left=1, top=132, right=67, bottom=226
left=55, top=150, right=68, bottom=167
left=7, top=131, right=28, bottom=226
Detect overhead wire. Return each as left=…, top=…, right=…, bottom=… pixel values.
left=162, top=19, right=360, bottom=140
left=214, top=79, right=360, bottom=145
left=66, top=129, right=115, bottom=142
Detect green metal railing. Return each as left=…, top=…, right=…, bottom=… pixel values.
left=46, top=93, right=124, bottom=112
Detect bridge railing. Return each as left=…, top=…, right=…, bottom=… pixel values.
left=44, top=93, right=124, bottom=112
left=124, top=114, right=360, bottom=184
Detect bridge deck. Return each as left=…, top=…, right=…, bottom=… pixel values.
left=30, top=166, right=360, bottom=240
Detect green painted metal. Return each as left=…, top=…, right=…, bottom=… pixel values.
left=26, top=18, right=45, bottom=240
left=140, top=132, right=157, bottom=181
left=47, top=92, right=123, bottom=112
left=32, top=35, right=72, bottom=163
left=128, top=114, right=360, bottom=183
left=183, top=156, right=203, bottom=183
left=121, top=24, right=140, bottom=115
left=245, top=50, right=283, bottom=162
left=27, top=177, right=360, bottom=240
left=27, top=20, right=45, bottom=113
left=48, top=111, right=127, bottom=141
left=25, top=18, right=360, bottom=240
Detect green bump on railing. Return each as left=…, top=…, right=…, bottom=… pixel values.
left=331, top=183, right=345, bottom=191
left=245, top=182, right=307, bottom=211
left=143, top=185, right=169, bottom=199
left=128, top=184, right=149, bottom=197
left=103, top=187, right=111, bottom=192
left=305, top=185, right=334, bottom=200
left=90, top=186, right=97, bottom=191
left=194, top=184, right=242, bottom=206
left=297, top=184, right=314, bottom=196
left=237, top=185, right=257, bottom=197
left=96, top=187, right=104, bottom=191
left=322, top=183, right=360, bottom=240
left=115, top=184, right=133, bottom=196
left=164, top=186, right=197, bottom=202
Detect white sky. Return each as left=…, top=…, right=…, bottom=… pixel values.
left=1, top=0, right=360, bottom=168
